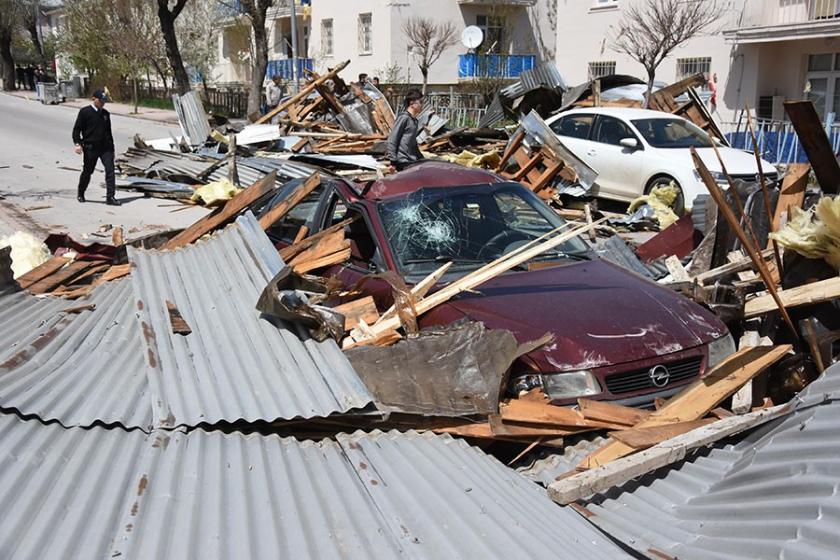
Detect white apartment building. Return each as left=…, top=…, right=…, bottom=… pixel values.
left=556, top=0, right=840, bottom=125
left=215, top=0, right=557, bottom=88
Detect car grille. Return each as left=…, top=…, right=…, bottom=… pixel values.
left=605, top=356, right=703, bottom=395
left=729, top=172, right=779, bottom=183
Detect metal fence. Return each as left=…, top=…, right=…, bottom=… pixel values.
left=722, top=119, right=840, bottom=165
left=143, top=86, right=249, bottom=118
left=385, top=89, right=488, bottom=128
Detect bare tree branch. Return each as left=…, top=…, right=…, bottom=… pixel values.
left=612, top=0, right=724, bottom=106
left=402, top=16, right=458, bottom=94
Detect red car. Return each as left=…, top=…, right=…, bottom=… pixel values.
left=260, top=161, right=734, bottom=406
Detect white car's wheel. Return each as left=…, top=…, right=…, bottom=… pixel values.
left=646, top=176, right=685, bottom=216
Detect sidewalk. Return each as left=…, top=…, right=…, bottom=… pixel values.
left=4, top=89, right=181, bottom=125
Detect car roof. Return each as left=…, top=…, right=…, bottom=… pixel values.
left=363, top=161, right=506, bottom=200
left=554, top=107, right=685, bottom=121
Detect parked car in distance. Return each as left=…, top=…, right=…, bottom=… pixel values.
left=257, top=161, right=735, bottom=407
left=545, top=107, right=778, bottom=213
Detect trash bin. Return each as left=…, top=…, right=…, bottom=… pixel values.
left=36, top=82, right=61, bottom=105
left=59, top=80, right=77, bottom=100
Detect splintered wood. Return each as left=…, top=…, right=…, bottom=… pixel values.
left=495, top=130, right=578, bottom=199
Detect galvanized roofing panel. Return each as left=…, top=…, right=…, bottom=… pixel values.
left=0, top=280, right=152, bottom=430
left=579, top=364, right=840, bottom=560
left=129, top=212, right=374, bottom=428
left=0, top=414, right=627, bottom=559
left=172, top=91, right=212, bottom=146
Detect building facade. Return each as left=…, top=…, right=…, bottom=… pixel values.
left=214, top=0, right=557, bottom=88
left=555, top=0, right=840, bottom=125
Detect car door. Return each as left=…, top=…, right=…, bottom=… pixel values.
left=549, top=113, right=596, bottom=168
left=587, top=115, right=645, bottom=200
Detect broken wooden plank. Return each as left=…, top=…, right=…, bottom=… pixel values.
left=164, top=171, right=278, bottom=250
left=548, top=403, right=793, bottom=505
left=489, top=415, right=582, bottom=437
left=291, top=245, right=351, bottom=274
left=784, top=101, right=840, bottom=194
left=91, top=264, right=132, bottom=287
left=577, top=344, right=791, bottom=469
left=16, top=256, right=70, bottom=289
left=692, top=149, right=798, bottom=338
left=771, top=163, right=810, bottom=233
left=695, top=248, right=774, bottom=284
left=256, top=60, right=351, bottom=124
left=608, top=418, right=716, bottom=449
left=333, top=296, right=379, bottom=331
left=578, top=398, right=651, bottom=427
left=745, top=276, right=840, bottom=318
left=665, top=255, right=690, bottom=282
left=27, top=260, right=99, bottom=295
left=258, top=172, right=321, bottom=230
left=501, top=399, right=627, bottom=430
left=61, top=303, right=96, bottom=314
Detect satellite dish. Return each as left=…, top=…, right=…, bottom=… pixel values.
left=461, top=26, right=484, bottom=50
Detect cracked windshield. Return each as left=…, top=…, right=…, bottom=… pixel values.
left=378, top=183, right=589, bottom=278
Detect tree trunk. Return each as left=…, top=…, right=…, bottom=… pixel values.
left=157, top=0, right=191, bottom=94
left=0, top=30, right=15, bottom=91
left=420, top=67, right=428, bottom=95
left=133, top=77, right=139, bottom=114
left=643, top=68, right=655, bottom=109
left=248, top=18, right=269, bottom=116
left=25, top=23, right=44, bottom=64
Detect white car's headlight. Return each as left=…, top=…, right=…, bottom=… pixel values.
left=541, top=370, right=601, bottom=400
left=693, top=169, right=728, bottom=184
left=707, top=333, right=736, bottom=369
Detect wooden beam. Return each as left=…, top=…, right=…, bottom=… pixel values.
left=578, top=398, right=651, bottom=427
left=258, top=172, right=321, bottom=230
left=256, top=60, right=350, bottom=124
left=692, top=149, right=798, bottom=338
left=501, top=399, right=627, bottom=430
left=784, top=101, right=840, bottom=194
left=548, top=403, right=793, bottom=505
left=695, top=248, right=774, bottom=284
left=279, top=217, right=356, bottom=262
left=164, top=171, right=277, bottom=250
left=16, top=256, right=70, bottom=289
left=333, top=296, right=379, bottom=331
left=608, top=418, right=715, bottom=449
left=577, top=345, right=791, bottom=469
left=771, top=163, right=810, bottom=233
left=745, top=276, right=840, bottom=317
left=496, top=129, right=525, bottom=171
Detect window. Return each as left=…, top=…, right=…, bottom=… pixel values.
left=676, top=57, right=711, bottom=90
left=476, top=14, right=506, bottom=54
left=259, top=179, right=326, bottom=243
left=631, top=118, right=713, bottom=149
left=550, top=114, right=595, bottom=140
left=805, top=53, right=840, bottom=119
left=588, top=61, right=616, bottom=80
left=321, top=19, right=333, bottom=56
left=591, top=116, right=635, bottom=146
left=358, top=13, right=372, bottom=54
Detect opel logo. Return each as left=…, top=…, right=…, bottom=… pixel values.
left=648, top=365, right=671, bottom=388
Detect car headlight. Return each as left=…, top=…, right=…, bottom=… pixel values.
left=541, top=370, right=601, bottom=400
left=693, top=169, right=728, bottom=184
left=707, top=333, right=736, bottom=369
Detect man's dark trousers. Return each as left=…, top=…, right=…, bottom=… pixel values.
left=78, top=145, right=116, bottom=199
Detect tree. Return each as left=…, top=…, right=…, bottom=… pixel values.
left=402, top=16, right=458, bottom=94
left=177, top=0, right=219, bottom=90
left=18, top=0, right=44, bottom=64
left=613, top=0, right=723, bottom=107
left=238, top=0, right=273, bottom=116
left=0, top=0, right=23, bottom=90
left=156, top=0, right=191, bottom=94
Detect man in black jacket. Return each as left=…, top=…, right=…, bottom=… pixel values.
left=72, top=90, right=120, bottom=205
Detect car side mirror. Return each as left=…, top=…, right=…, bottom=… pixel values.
left=619, top=137, right=640, bottom=149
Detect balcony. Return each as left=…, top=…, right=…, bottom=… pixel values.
left=267, top=0, right=311, bottom=19
left=266, top=58, right=313, bottom=81
left=725, top=0, right=840, bottom=43
left=458, top=54, right=536, bottom=79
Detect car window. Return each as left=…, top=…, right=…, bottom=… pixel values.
left=550, top=114, right=594, bottom=140
left=631, top=118, right=713, bottom=149
left=592, top=115, right=636, bottom=146
left=325, top=196, right=382, bottom=269
left=263, top=179, right=325, bottom=242
left=377, top=183, right=589, bottom=279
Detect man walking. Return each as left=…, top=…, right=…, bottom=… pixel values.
left=386, top=89, right=425, bottom=172
left=72, top=90, right=120, bottom=205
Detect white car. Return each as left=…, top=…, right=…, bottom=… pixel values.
left=545, top=107, right=778, bottom=213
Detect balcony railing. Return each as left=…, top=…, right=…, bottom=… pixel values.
left=737, top=0, right=840, bottom=28
left=458, top=54, right=536, bottom=79
left=266, top=58, right=313, bottom=81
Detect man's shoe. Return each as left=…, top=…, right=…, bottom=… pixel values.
left=77, top=194, right=85, bottom=203
left=105, top=197, right=121, bottom=206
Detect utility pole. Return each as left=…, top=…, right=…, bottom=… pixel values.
left=290, top=0, right=299, bottom=93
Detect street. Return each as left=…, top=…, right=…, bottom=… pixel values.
left=0, top=92, right=207, bottom=239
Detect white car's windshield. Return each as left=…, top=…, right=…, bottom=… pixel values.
left=378, top=183, right=590, bottom=279
left=631, top=118, right=714, bottom=149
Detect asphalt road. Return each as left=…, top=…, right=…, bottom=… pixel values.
left=0, top=92, right=207, bottom=239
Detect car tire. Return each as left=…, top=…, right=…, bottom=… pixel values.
left=646, top=176, right=685, bottom=216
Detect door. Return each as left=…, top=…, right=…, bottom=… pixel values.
left=586, top=115, right=645, bottom=200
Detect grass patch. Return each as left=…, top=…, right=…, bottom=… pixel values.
left=133, top=97, right=173, bottom=110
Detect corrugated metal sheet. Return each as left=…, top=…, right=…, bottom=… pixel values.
left=517, top=436, right=610, bottom=487
left=0, top=246, right=16, bottom=295
left=0, top=280, right=152, bottom=430
left=172, top=90, right=212, bottom=146
left=129, top=212, right=374, bottom=429
left=0, top=414, right=627, bottom=559
left=578, top=364, right=840, bottom=560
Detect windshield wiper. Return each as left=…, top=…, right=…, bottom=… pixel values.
left=403, top=256, right=484, bottom=265
left=531, top=251, right=590, bottom=262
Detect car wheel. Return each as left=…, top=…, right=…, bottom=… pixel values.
left=646, top=176, right=685, bottom=216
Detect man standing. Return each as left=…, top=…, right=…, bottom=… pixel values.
left=72, top=90, right=120, bottom=205
left=386, top=89, right=425, bottom=172
left=264, top=75, right=284, bottom=123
